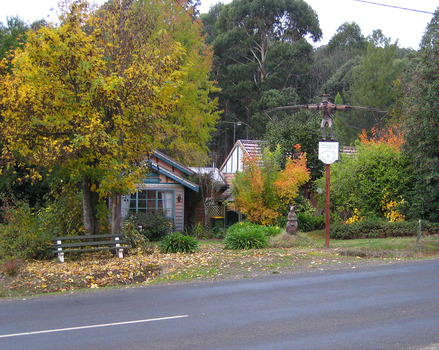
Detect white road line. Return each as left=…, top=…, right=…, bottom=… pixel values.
left=0, top=315, right=189, bottom=339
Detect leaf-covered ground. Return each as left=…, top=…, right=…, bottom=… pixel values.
left=2, top=238, right=438, bottom=298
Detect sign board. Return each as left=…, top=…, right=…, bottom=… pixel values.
left=319, top=141, right=339, bottom=164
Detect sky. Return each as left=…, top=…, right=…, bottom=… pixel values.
left=1, top=0, right=437, bottom=49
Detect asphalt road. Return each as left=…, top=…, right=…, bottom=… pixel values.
left=1, top=260, right=438, bottom=350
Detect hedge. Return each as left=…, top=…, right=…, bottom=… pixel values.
left=330, top=220, right=439, bottom=240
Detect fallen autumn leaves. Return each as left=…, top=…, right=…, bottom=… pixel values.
left=0, top=252, right=161, bottom=297
left=1, top=241, right=436, bottom=298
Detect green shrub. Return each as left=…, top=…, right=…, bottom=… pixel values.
left=0, top=201, right=52, bottom=260
left=294, top=195, right=317, bottom=216
left=297, top=213, right=325, bottom=232
left=315, top=141, right=411, bottom=222
left=226, top=221, right=281, bottom=237
left=264, top=225, right=282, bottom=237
left=223, top=223, right=269, bottom=250
left=330, top=219, right=422, bottom=239
left=129, top=210, right=174, bottom=241
left=121, top=219, right=154, bottom=254
left=158, top=233, right=199, bottom=253
left=422, top=221, right=439, bottom=234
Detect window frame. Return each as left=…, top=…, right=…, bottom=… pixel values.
left=129, top=189, right=175, bottom=220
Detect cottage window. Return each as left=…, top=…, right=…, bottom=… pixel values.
left=129, top=190, right=174, bottom=218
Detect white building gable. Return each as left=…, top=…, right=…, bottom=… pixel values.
left=219, top=140, right=263, bottom=183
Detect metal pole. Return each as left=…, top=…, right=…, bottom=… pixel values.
left=325, top=163, right=330, bottom=248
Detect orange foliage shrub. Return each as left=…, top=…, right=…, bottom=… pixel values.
left=233, top=146, right=310, bottom=226
left=359, top=124, right=405, bottom=151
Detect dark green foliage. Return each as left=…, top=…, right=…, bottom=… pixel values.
left=422, top=221, right=439, bottom=234
left=265, top=40, right=314, bottom=95
left=311, top=22, right=367, bottom=102
left=315, top=141, right=411, bottom=223
left=263, top=225, right=283, bottom=237
left=350, top=43, right=403, bottom=110
left=326, top=22, right=368, bottom=57
left=129, top=210, right=174, bottom=241
left=330, top=220, right=427, bottom=240
left=403, top=10, right=439, bottom=222
left=203, top=0, right=323, bottom=156
left=265, top=113, right=323, bottom=180
left=223, top=222, right=271, bottom=249
left=297, top=213, right=325, bottom=232
left=121, top=218, right=153, bottom=253
left=224, top=230, right=269, bottom=250
left=294, top=195, right=318, bottom=216
left=0, top=166, right=52, bottom=214
left=158, top=233, right=199, bottom=253
left=320, top=57, right=360, bottom=103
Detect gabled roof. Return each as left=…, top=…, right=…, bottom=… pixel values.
left=148, top=159, right=199, bottom=192
left=238, top=140, right=263, bottom=158
left=142, top=150, right=199, bottom=192
left=152, top=150, right=195, bottom=176
left=219, top=139, right=264, bottom=173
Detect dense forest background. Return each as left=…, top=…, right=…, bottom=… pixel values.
left=201, top=0, right=425, bottom=161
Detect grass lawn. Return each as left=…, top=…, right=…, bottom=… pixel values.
left=1, top=232, right=438, bottom=298
left=307, top=230, right=439, bottom=257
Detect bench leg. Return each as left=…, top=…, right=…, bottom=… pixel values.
left=115, top=236, right=123, bottom=259
left=57, top=240, right=64, bottom=263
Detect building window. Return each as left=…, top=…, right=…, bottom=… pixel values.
left=129, top=190, right=174, bottom=218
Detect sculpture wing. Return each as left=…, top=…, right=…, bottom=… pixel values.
left=264, top=105, right=306, bottom=113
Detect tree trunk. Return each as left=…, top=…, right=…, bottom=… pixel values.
left=82, top=176, right=100, bottom=236
left=111, top=192, right=122, bottom=235
left=260, top=34, right=267, bottom=82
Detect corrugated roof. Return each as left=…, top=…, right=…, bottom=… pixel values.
left=189, top=167, right=227, bottom=185
left=238, top=140, right=263, bottom=158
left=341, top=146, right=357, bottom=155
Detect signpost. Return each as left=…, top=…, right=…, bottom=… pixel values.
left=318, top=141, right=339, bottom=248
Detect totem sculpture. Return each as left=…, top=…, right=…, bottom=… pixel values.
left=286, top=205, right=298, bottom=235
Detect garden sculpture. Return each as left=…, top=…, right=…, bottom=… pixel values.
left=302, top=94, right=352, bottom=141
left=286, top=205, right=298, bottom=235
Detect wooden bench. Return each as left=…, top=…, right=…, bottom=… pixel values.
left=51, top=234, right=129, bottom=262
